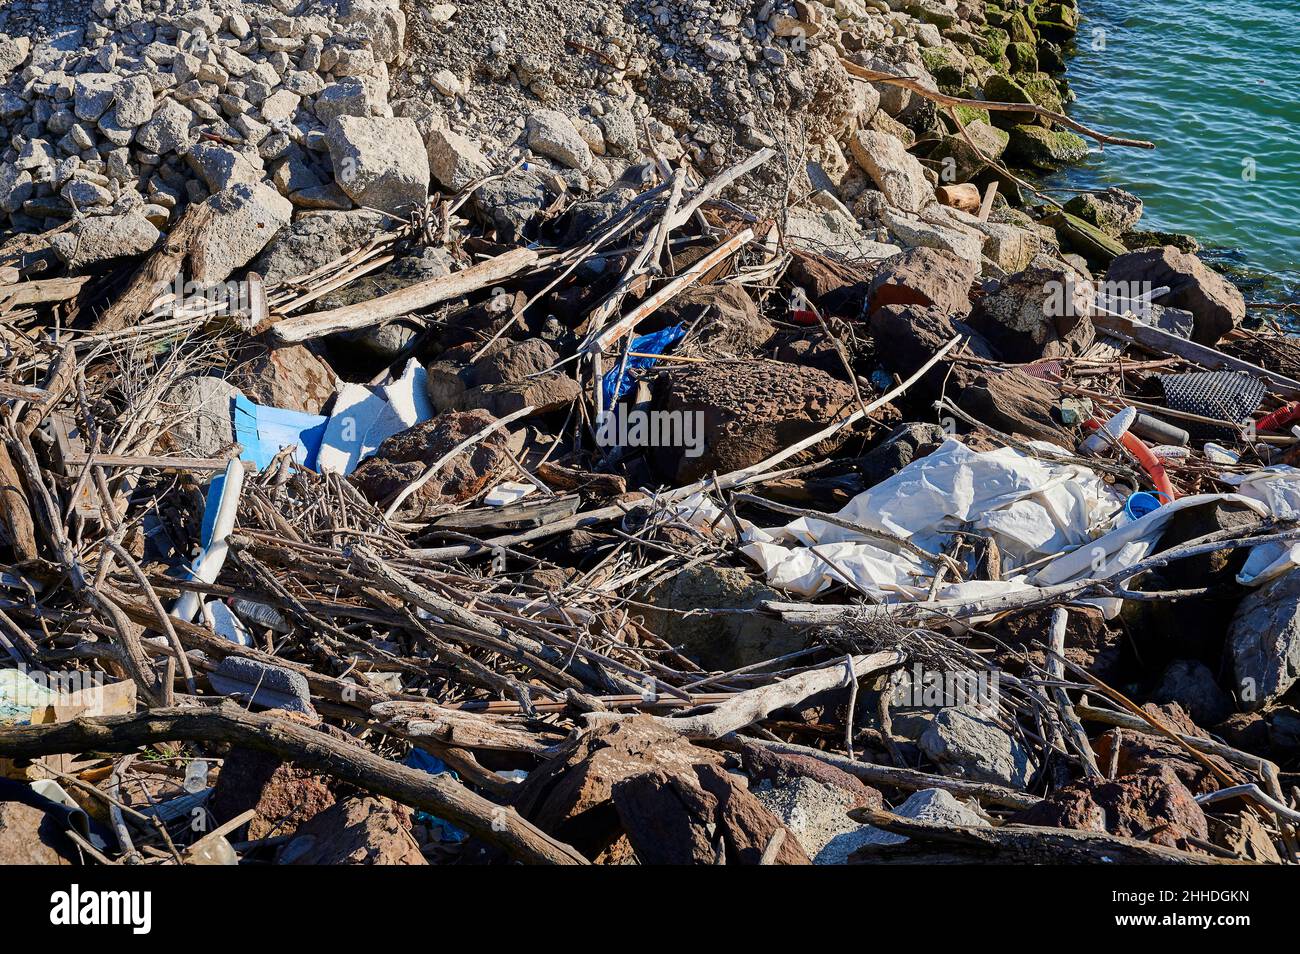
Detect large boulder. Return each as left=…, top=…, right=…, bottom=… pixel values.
left=784, top=205, right=901, bottom=263
left=658, top=283, right=774, bottom=357
left=326, top=115, right=430, bottom=216
left=866, top=246, right=978, bottom=316
left=0, top=800, right=78, bottom=865
left=649, top=359, right=858, bottom=485
left=868, top=303, right=996, bottom=396
left=1105, top=246, right=1246, bottom=345
left=849, top=788, right=991, bottom=854
left=1152, top=660, right=1232, bottom=727
left=1014, top=768, right=1209, bottom=852
left=850, top=129, right=934, bottom=214
left=210, top=745, right=336, bottom=841
left=425, top=339, right=579, bottom=417
left=967, top=265, right=1095, bottom=362
left=158, top=376, right=242, bottom=457
left=191, top=183, right=293, bottom=284
left=426, top=126, right=492, bottom=192
left=1229, top=570, right=1300, bottom=711
left=513, top=716, right=724, bottom=862
left=928, top=120, right=1009, bottom=184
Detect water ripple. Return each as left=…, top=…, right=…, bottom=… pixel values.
left=1046, top=0, right=1300, bottom=300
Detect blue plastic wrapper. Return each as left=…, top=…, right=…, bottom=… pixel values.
left=233, top=394, right=327, bottom=472
left=601, top=324, right=687, bottom=406
left=404, top=748, right=468, bottom=843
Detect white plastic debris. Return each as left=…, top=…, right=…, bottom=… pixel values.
left=1078, top=406, right=1136, bottom=456
left=484, top=481, right=536, bottom=506
left=317, top=359, right=434, bottom=475
left=172, top=459, right=245, bottom=626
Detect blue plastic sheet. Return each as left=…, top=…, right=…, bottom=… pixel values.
left=233, top=394, right=327, bottom=472
left=404, top=748, right=467, bottom=843
left=601, top=323, right=687, bottom=406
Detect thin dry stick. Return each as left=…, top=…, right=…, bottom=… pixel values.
left=383, top=404, right=535, bottom=520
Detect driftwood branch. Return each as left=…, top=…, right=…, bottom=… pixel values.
left=271, top=246, right=541, bottom=343
left=0, top=702, right=588, bottom=865
left=847, top=808, right=1247, bottom=865
left=840, top=59, right=1155, bottom=150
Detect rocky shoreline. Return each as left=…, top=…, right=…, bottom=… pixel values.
left=0, top=0, right=1236, bottom=289
left=1, top=1, right=1297, bottom=870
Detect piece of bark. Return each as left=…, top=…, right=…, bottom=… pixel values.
left=847, top=808, right=1246, bottom=865
left=0, top=442, right=38, bottom=562
left=93, top=201, right=215, bottom=333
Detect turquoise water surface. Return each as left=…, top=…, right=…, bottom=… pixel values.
left=1043, top=0, right=1300, bottom=301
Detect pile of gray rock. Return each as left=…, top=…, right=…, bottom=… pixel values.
left=0, top=0, right=422, bottom=276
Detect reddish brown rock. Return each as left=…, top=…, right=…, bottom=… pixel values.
left=209, top=747, right=337, bottom=841
left=0, top=800, right=78, bottom=865
left=785, top=251, right=872, bottom=320
left=232, top=341, right=338, bottom=414
left=277, top=796, right=426, bottom=865
left=512, top=716, right=722, bottom=859
left=1091, top=703, right=1240, bottom=796
left=649, top=358, right=859, bottom=485
left=1013, top=767, right=1209, bottom=851
left=659, top=282, right=774, bottom=356
left=867, top=303, right=997, bottom=398
left=867, top=246, right=979, bottom=317
left=1106, top=246, right=1245, bottom=345
left=612, top=763, right=811, bottom=865
left=349, top=409, right=513, bottom=519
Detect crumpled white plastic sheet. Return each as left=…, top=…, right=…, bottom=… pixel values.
left=675, top=439, right=1123, bottom=600
left=667, top=440, right=1300, bottom=618
left=1219, top=466, right=1300, bottom=586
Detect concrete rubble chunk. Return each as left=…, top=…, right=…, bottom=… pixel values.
left=326, top=115, right=430, bottom=216
left=526, top=109, right=594, bottom=171
left=426, top=126, right=491, bottom=192
left=49, top=212, right=160, bottom=271
left=135, top=98, right=195, bottom=154
left=190, top=182, right=293, bottom=284
left=850, top=129, right=934, bottom=214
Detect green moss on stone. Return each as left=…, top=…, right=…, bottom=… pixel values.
left=1005, top=124, right=1088, bottom=169
left=980, top=25, right=1010, bottom=63
left=1122, top=230, right=1202, bottom=254
left=1020, top=73, right=1064, bottom=113
left=1044, top=210, right=1127, bottom=269
left=1006, top=10, right=1037, bottom=45
left=952, top=104, right=992, bottom=127
left=1006, top=41, right=1038, bottom=72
